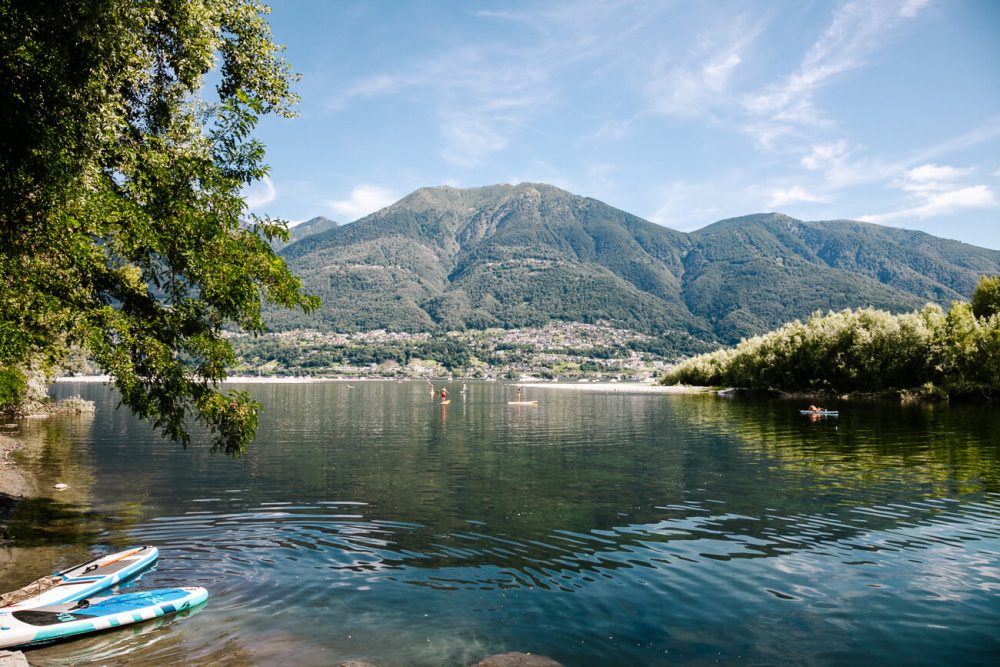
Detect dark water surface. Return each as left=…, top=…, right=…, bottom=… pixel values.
left=3, top=382, right=999, bottom=665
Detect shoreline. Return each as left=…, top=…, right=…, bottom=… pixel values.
left=518, top=382, right=711, bottom=394
left=56, top=375, right=712, bottom=392
left=55, top=375, right=343, bottom=384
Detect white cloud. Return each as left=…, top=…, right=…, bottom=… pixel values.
left=243, top=175, right=277, bottom=210
left=440, top=113, right=508, bottom=168
left=648, top=179, right=751, bottom=231
left=642, top=11, right=764, bottom=120
left=800, top=140, right=861, bottom=186
left=862, top=163, right=997, bottom=223
left=899, top=0, right=932, bottom=18
left=743, top=1, right=928, bottom=130
left=862, top=185, right=996, bottom=223
left=647, top=49, right=744, bottom=117
left=768, top=186, right=828, bottom=207
left=799, top=139, right=899, bottom=189
left=326, top=74, right=402, bottom=111
left=326, top=185, right=398, bottom=221
left=801, top=140, right=849, bottom=171
left=899, top=163, right=971, bottom=191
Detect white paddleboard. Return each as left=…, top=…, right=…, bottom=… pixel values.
left=2, top=546, right=158, bottom=610
left=0, top=587, right=207, bottom=649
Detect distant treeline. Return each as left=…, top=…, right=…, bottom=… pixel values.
left=663, top=276, right=1000, bottom=397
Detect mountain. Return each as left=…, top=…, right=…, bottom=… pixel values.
left=269, top=215, right=338, bottom=251
left=682, top=213, right=999, bottom=341
left=272, top=184, right=1000, bottom=349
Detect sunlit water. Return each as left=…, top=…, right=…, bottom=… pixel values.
left=2, top=382, right=999, bottom=665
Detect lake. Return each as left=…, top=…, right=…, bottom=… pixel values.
left=3, top=382, right=999, bottom=665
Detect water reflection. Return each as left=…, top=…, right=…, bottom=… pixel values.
left=6, top=383, right=1000, bottom=665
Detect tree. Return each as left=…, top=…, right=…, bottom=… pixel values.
left=0, top=0, right=318, bottom=453
left=971, top=275, right=1000, bottom=320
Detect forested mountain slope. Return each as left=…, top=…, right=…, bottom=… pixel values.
left=270, top=184, right=1000, bottom=349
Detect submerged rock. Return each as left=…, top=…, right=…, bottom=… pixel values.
left=0, top=650, right=29, bottom=666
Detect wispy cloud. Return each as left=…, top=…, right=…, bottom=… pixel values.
left=799, top=140, right=895, bottom=188
left=439, top=113, right=509, bottom=168
left=645, top=46, right=747, bottom=118
left=743, top=1, right=930, bottom=136
left=648, top=178, right=751, bottom=230
left=896, top=163, right=972, bottom=192
left=327, top=185, right=398, bottom=221
left=899, top=0, right=932, bottom=18
left=862, top=186, right=996, bottom=223
left=324, top=1, right=742, bottom=166
left=861, top=163, right=998, bottom=223
left=768, top=185, right=828, bottom=208
left=321, top=14, right=570, bottom=168
left=244, top=175, right=277, bottom=210
left=326, top=74, right=402, bottom=111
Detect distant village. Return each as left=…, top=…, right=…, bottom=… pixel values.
left=226, top=321, right=677, bottom=382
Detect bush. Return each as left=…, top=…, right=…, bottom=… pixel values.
left=662, top=292, right=999, bottom=397
left=971, top=275, right=1000, bottom=320
left=0, top=367, right=27, bottom=413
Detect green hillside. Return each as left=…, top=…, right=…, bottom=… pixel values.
left=268, top=184, right=1000, bottom=350
left=269, top=215, right=338, bottom=251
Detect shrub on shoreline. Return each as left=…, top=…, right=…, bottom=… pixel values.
left=663, top=276, right=1000, bottom=397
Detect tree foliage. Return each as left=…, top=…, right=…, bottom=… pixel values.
left=0, top=0, right=317, bottom=453
left=663, top=279, right=1000, bottom=398
left=971, top=275, right=1000, bottom=320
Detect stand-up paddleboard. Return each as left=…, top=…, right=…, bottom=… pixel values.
left=800, top=410, right=839, bottom=416
left=1, top=546, right=158, bottom=610
left=0, top=587, right=207, bottom=649
left=508, top=401, right=538, bottom=405
left=440, top=399, right=451, bottom=405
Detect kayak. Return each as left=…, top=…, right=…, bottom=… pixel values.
left=0, top=587, right=207, bottom=649
left=800, top=410, right=839, bottom=416
left=1, top=546, right=158, bottom=610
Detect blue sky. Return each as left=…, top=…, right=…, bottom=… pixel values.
left=244, top=0, right=1000, bottom=249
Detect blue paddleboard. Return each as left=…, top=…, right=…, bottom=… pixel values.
left=0, top=587, right=207, bottom=649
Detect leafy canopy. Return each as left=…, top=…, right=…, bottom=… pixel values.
left=971, top=275, right=1000, bottom=320
left=0, top=0, right=318, bottom=453
left=663, top=284, right=1000, bottom=398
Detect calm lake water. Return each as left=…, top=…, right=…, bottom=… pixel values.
left=3, top=382, right=999, bottom=665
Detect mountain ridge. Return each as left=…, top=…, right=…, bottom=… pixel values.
left=270, top=183, right=1000, bottom=351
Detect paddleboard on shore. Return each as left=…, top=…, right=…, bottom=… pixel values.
left=0, top=587, right=207, bottom=649
left=1, top=546, right=158, bottom=610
